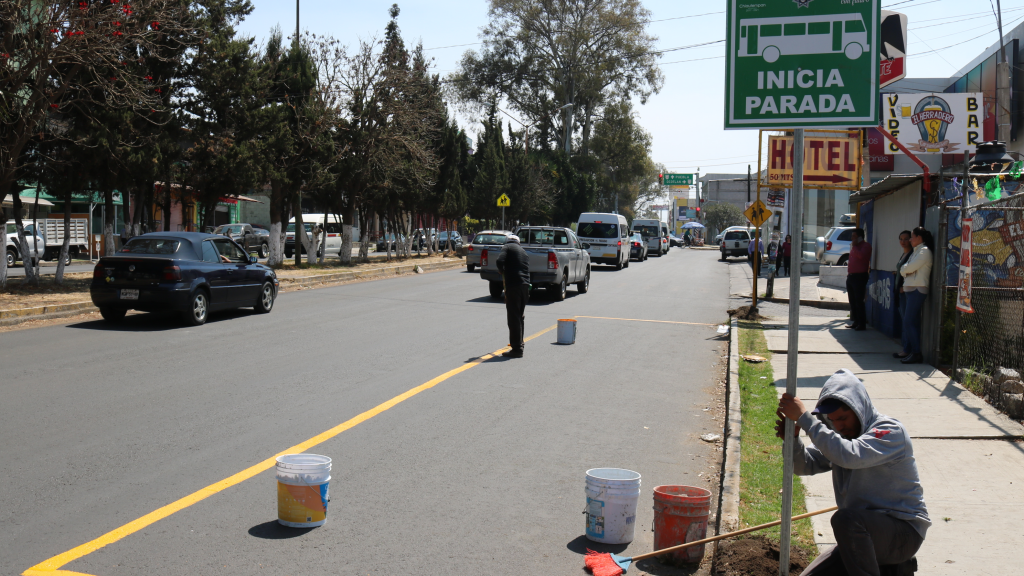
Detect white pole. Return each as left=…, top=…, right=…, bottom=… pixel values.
left=779, top=129, right=804, bottom=576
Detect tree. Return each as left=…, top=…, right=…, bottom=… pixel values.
left=704, top=202, right=746, bottom=237
left=589, top=99, right=653, bottom=219
left=471, top=115, right=509, bottom=228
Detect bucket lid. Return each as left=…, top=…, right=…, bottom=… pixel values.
left=586, top=468, right=641, bottom=483
left=276, top=454, right=332, bottom=469
left=558, top=318, right=576, bottom=323
left=653, top=485, right=712, bottom=503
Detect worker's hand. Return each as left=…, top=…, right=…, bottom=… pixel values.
left=775, top=409, right=801, bottom=439
left=777, top=392, right=807, bottom=422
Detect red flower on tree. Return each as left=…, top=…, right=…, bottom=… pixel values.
left=50, top=28, right=59, bottom=34
left=151, top=22, right=160, bottom=30
left=50, top=104, right=59, bottom=109
left=145, top=75, right=153, bottom=81
left=111, top=31, right=123, bottom=37
left=155, top=88, right=162, bottom=93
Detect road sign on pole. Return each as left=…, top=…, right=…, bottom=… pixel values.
left=496, top=194, right=510, bottom=207
left=744, top=199, right=770, bottom=227
left=663, top=173, right=694, bottom=186
left=724, top=0, right=881, bottom=129
left=766, top=133, right=862, bottom=190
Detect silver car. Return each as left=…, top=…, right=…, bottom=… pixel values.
left=817, top=226, right=855, bottom=265
left=466, top=230, right=512, bottom=272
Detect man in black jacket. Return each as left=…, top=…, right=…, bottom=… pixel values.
left=496, top=234, right=530, bottom=358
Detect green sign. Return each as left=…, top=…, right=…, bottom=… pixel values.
left=724, top=0, right=880, bottom=129
left=664, top=173, right=694, bottom=186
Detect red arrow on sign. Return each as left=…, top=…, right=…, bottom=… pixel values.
left=804, top=174, right=852, bottom=184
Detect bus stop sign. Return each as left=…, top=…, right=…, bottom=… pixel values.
left=725, top=0, right=880, bottom=129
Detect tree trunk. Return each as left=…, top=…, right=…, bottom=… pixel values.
left=12, top=195, right=36, bottom=285
left=122, top=188, right=133, bottom=241
left=358, top=209, right=370, bottom=261
left=30, top=185, right=42, bottom=281
left=293, top=194, right=303, bottom=266
left=581, top=104, right=593, bottom=158
left=132, top=188, right=144, bottom=236
left=55, top=192, right=72, bottom=285
left=0, top=208, right=8, bottom=288
left=104, top=190, right=116, bottom=256
left=339, top=205, right=353, bottom=265
left=163, top=177, right=173, bottom=232
left=267, top=181, right=284, bottom=267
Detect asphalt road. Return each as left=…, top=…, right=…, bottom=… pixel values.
left=1, top=248, right=730, bottom=576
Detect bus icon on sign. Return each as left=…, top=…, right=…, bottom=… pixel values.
left=738, top=14, right=869, bottom=63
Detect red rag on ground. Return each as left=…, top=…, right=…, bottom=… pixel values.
left=584, top=550, right=625, bottom=576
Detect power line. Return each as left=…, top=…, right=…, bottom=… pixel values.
left=912, top=12, right=1024, bottom=55
left=648, top=11, right=723, bottom=24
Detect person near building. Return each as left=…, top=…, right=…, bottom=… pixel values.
left=495, top=234, right=530, bottom=358
left=776, top=369, right=929, bottom=576
left=897, top=227, right=934, bottom=364
left=893, top=230, right=914, bottom=359
left=779, top=234, right=792, bottom=277
left=846, top=228, right=871, bottom=331
left=747, top=233, right=764, bottom=274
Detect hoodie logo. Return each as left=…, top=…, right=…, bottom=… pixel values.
left=872, top=428, right=891, bottom=439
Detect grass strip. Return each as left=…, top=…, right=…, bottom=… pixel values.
left=737, top=320, right=817, bottom=553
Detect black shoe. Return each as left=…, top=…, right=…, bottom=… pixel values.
left=900, top=353, right=922, bottom=364
left=853, top=325, right=866, bottom=331
left=845, top=323, right=859, bottom=329
left=893, top=352, right=910, bottom=359
left=501, top=349, right=523, bottom=358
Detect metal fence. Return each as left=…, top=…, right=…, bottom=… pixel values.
left=941, top=192, right=1024, bottom=383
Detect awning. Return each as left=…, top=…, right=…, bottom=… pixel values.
left=2, top=195, right=55, bottom=207
left=849, top=174, right=922, bottom=203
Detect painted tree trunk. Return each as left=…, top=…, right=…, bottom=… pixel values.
left=55, top=193, right=72, bottom=285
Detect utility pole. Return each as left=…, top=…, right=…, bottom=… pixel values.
left=296, top=0, right=300, bottom=45
left=747, top=164, right=751, bottom=204
left=996, top=0, right=1011, bottom=143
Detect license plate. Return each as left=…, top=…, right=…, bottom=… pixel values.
left=603, top=253, right=616, bottom=258
left=120, top=289, right=139, bottom=300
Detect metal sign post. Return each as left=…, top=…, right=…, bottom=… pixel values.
left=779, top=129, right=805, bottom=576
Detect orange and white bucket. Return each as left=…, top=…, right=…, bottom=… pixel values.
left=276, top=454, right=331, bottom=528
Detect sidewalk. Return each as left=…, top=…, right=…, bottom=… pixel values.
left=735, top=267, right=1024, bottom=575
left=729, top=263, right=847, bottom=306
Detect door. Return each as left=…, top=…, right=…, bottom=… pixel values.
left=569, top=230, right=585, bottom=279
left=553, top=229, right=572, bottom=281
left=200, top=239, right=232, bottom=306
left=212, top=238, right=258, bottom=303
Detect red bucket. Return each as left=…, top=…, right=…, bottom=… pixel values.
left=652, top=485, right=712, bottom=565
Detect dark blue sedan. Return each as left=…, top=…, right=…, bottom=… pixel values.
left=90, top=232, right=279, bottom=326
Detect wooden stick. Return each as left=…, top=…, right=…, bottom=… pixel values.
left=630, top=505, right=838, bottom=562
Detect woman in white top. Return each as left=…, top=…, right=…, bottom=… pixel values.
left=898, top=227, right=934, bottom=364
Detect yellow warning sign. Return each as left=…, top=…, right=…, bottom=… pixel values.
left=497, top=194, right=511, bottom=207
left=744, top=200, right=771, bottom=227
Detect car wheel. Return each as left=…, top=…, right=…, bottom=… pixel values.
left=258, top=243, right=269, bottom=258
left=489, top=281, right=504, bottom=300
left=615, top=258, right=623, bottom=271
left=64, top=251, right=73, bottom=266
left=183, top=289, right=209, bottom=326
left=284, top=249, right=292, bottom=259
left=6, top=250, right=15, bottom=267
left=255, top=282, right=275, bottom=313
left=550, top=274, right=567, bottom=301
left=99, top=307, right=126, bottom=322
left=837, top=255, right=849, bottom=266
left=467, top=264, right=476, bottom=272
left=720, top=251, right=727, bottom=261
left=576, top=268, right=590, bottom=293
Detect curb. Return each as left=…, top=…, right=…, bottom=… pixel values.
left=719, top=317, right=742, bottom=533
left=762, top=295, right=849, bottom=310
left=0, top=301, right=98, bottom=327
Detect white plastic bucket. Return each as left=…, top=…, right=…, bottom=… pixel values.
left=585, top=468, right=641, bottom=544
left=276, top=454, right=331, bottom=528
left=557, top=319, right=577, bottom=344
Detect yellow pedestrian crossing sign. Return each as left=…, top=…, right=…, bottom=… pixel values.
left=497, top=194, right=511, bottom=207
left=744, top=200, right=771, bottom=227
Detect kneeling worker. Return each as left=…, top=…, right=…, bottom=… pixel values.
left=776, top=369, right=929, bottom=575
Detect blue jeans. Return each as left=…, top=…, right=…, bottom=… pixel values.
left=902, top=290, right=927, bottom=355
left=898, top=292, right=908, bottom=353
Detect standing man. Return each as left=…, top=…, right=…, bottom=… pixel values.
left=496, top=234, right=530, bottom=358
left=846, top=228, right=871, bottom=331
left=747, top=231, right=764, bottom=274
left=777, top=369, right=929, bottom=575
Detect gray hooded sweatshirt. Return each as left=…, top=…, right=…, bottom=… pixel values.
left=793, top=369, right=931, bottom=538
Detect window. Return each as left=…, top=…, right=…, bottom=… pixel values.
left=554, top=230, right=569, bottom=246
left=837, top=229, right=855, bottom=241
left=568, top=230, right=580, bottom=248
left=285, top=223, right=314, bottom=233
left=577, top=222, right=619, bottom=239
left=844, top=19, right=865, bottom=33
left=325, top=223, right=341, bottom=234
left=213, top=238, right=247, bottom=262
left=634, top=225, right=659, bottom=237
left=120, top=238, right=180, bottom=254
left=725, top=231, right=749, bottom=240
left=783, top=23, right=805, bottom=36
left=808, top=21, right=830, bottom=35
left=473, top=234, right=508, bottom=246
left=761, top=24, right=782, bottom=37
left=202, top=240, right=220, bottom=263
left=524, top=229, right=554, bottom=245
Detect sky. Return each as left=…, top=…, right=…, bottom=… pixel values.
left=236, top=0, right=1024, bottom=181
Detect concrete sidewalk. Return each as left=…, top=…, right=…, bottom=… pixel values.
left=733, top=270, right=1024, bottom=575
left=729, top=263, right=846, bottom=304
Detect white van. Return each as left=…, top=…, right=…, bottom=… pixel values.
left=577, top=213, right=630, bottom=270
left=632, top=219, right=669, bottom=256
left=285, top=214, right=344, bottom=258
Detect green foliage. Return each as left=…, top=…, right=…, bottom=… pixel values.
left=705, top=202, right=747, bottom=235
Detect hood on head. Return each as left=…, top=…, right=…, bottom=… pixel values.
left=506, top=235, right=520, bottom=244
left=815, top=369, right=876, bottom=436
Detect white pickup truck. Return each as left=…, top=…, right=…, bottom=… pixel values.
left=477, top=226, right=591, bottom=301
left=5, top=219, right=88, bottom=266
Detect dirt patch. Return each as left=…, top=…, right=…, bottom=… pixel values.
left=274, top=254, right=457, bottom=279
left=713, top=537, right=810, bottom=576
left=727, top=306, right=768, bottom=321
left=0, top=273, right=93, bottom=309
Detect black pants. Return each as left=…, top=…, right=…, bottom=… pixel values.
left=847, top=272, right=869, bottom=327
left=780, top=254, right=791, bottom=276
left=505, top=284, right=529, bottom=351
left=803, top=509, right=923, bottom=576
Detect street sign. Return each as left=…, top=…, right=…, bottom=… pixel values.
left=766, top=134, right=861, bottom=190
left=744, top=199, right=771, bottom=227
left=879, top=11, right=907, bottom=88
left=725, top=0, right=881, bottom=129
left=882, top=92, right=983, bottom=154
left=496, top=194, right=510, bottom=207
left=663, top=173, right=694, bottom=186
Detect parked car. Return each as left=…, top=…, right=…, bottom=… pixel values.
left=90, top=232, right=278, bottom=326
left=576, top=212, right=630, bottom=269
left=5, top=222, right=46, bottom=267
left=465, top=230, right=512, bottom=272
left=631, top=219, right=669, bottom=256
left=478, top=226, right=591, bottom=301
left=715, top=225, right=756, bottom=246
left=285, top=214, right=343, bottom=258
left=436, top=231, right=464, bottom=251
left=215, top=223, right=270, bottom=258
left=817, top=226, right=856, bottom=265
left=375, top=233, right=407, bottom=252
left=628, top=232, right=648, bottom=261
left=720, top=229, right=751, bottom=260
left=669, top=234, right=683, bottom=247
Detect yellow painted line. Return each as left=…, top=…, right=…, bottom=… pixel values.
left=23, top=323, right=557, bottom=576
left=576, top=315, right=717, bottom=327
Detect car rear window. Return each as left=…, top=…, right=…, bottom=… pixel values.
left=577, top=222, right=619, bottom=239
left=521, top=229, right=555, bottom=245
left=633, top=225, right=659, bottom=237
left=837, top=229, right=854, bottom=241
left=725, top=231, right=749, bottom=240
left=474, top=234, right=508, bottom=246
left=120, top=238, right=181, bottom=254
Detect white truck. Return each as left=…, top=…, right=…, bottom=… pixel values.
left=5, top=218, right=88, bottom=266
left=477, top=226, right=591, bottom=301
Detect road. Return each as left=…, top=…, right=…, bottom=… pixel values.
left=1, top=248, right=730, bottom=575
